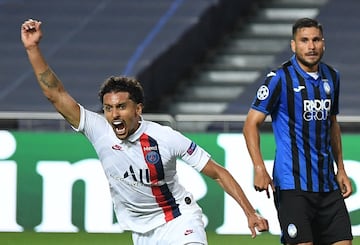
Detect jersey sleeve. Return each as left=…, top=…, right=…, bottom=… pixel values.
left=251, top=70, right=282, bottom=115
left=72, top=104, right=86, bottom=132
left=162, top=126, right=211, bottom=172
left=72, top=104, right=110, bottom=143
left=180, top=140, right=211, bottom=172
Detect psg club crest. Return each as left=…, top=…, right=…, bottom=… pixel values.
left=145, top=151, right=160, bottom=164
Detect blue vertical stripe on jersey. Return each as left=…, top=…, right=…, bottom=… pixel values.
left=284, top=62, right=301, bottom=190
left=320, top=64, right=338, bottom=191
left=296, top=70, right=313, bottom=191
left=252, top=56, right=340, bottom=192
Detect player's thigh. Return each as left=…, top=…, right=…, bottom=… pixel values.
left=314, top=190, right=352, bottom=244
left=132, top=209, right=207, bottom=245
left=275, top=190, right=316, bottom=244
left=163, top=208, right=207, bottom=245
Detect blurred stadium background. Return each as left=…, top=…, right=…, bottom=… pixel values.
left=1, top=0, right=360, bottom=131
left=0, top=0, right=359, bottom=244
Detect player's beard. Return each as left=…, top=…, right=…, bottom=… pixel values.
left=296, top=51, right=323, bottom=71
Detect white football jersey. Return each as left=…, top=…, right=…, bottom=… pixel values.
left=74, top=105, right=210, bottom=233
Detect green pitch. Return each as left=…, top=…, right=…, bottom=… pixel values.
left=0, top=232, right=358, bottom=244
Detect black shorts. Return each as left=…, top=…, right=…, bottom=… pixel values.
left=274, top=189, right=353, bottom=244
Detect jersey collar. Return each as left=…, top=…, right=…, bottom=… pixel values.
left=291, top=55, right=321, bottom=82
left=126, top=116, right=146, bottom=143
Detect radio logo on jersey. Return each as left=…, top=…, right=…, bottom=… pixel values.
left=303, top=99, right=331, bottom=121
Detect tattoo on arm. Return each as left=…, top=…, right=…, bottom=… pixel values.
left=38, top=68, right=59, bottom=88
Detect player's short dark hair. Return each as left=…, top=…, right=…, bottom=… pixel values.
left=98, top=76, right=145, bottom=105
left=292, top=18, right=323, bottom=38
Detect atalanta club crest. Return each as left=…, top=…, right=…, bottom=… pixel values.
left=323, top=81, right=331, bottom=95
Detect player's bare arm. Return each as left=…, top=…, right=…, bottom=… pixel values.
left=21, top=19, right=80, bottom=128
left=201, top=159, right=269, bottom=238
left=243, top=109, right=274, bottom=198
left=330, top=115, right=352, bottom=198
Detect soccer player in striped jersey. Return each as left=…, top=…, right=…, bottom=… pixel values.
left=243, top=18, right=353, bottom=245
left=21, top=19, right=269, bottom=245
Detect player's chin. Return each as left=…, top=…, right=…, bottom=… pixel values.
left=112, top=129, right=126, bottom=140
left=116, top=133, right=127, bottom=140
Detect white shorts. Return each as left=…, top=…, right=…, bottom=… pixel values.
left=132, top=197, right=207, bottom=245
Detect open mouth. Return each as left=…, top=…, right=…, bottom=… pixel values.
left=113, top=120, right=125, bottom=135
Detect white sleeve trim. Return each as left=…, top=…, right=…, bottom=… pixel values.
left=71, top=104, right=85, bottom=132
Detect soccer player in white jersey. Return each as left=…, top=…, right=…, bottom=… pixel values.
left=21, top=19, right=268, bottom=244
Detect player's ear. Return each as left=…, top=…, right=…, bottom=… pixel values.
left=136, top=103, right=143, bottom=115
left=290, top=40, right=295, bottom=53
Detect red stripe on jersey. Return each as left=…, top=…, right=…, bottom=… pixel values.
left=140, top=134, right=180, bottom=222
left=140, top=134, right=159, bottom=183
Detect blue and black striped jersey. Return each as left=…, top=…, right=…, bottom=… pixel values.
left=251, top=55, right=340, bottom=192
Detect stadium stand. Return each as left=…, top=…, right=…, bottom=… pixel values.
left=317, top=0, right=360, bottom=116
left=1, top=0, right=359, bottom=132
left=0, top=0, right=254, bottom=115
left=226, top=0, right=360, bottom=116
